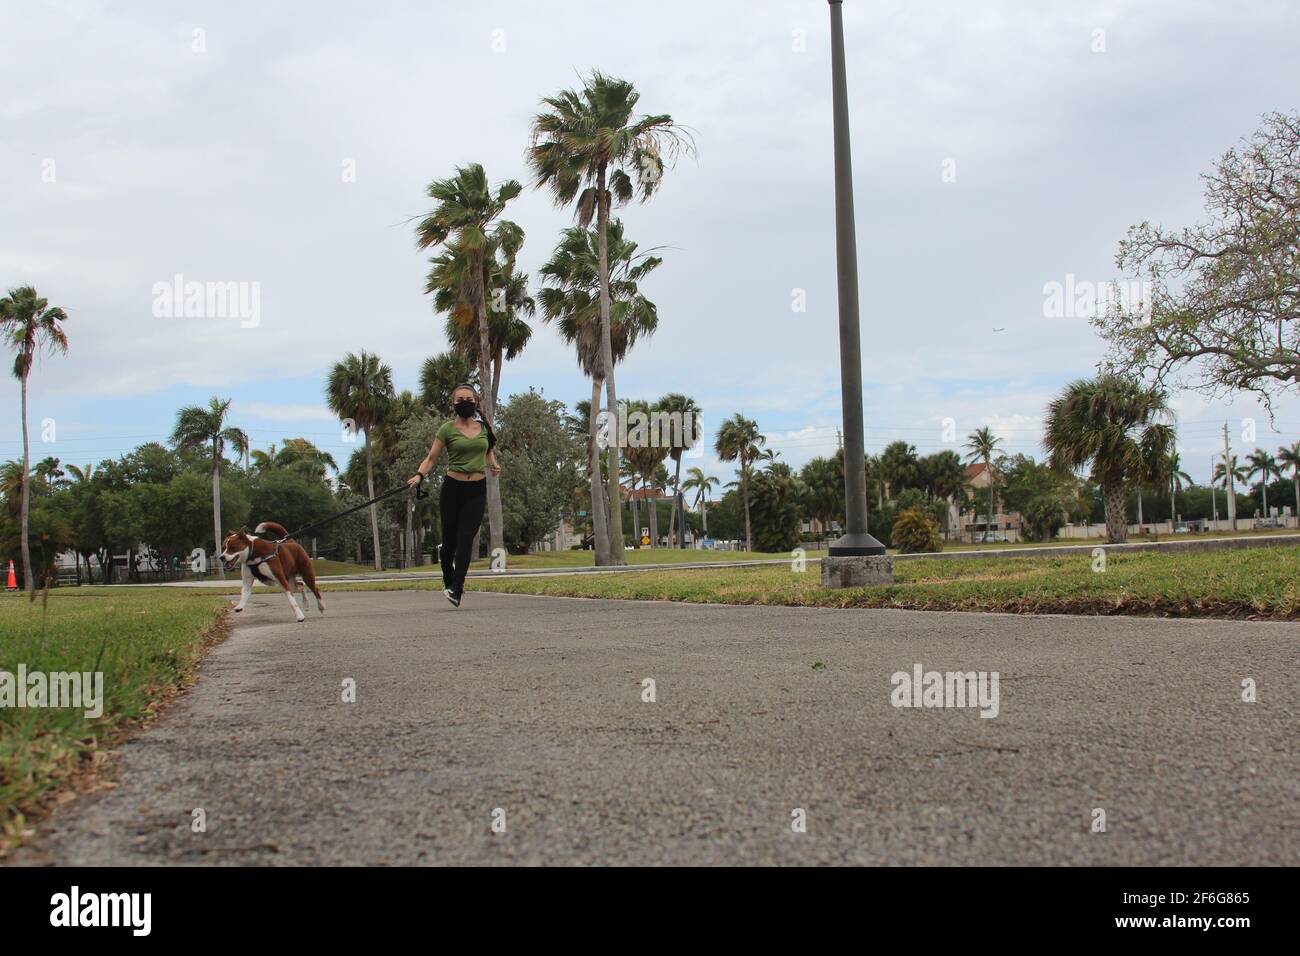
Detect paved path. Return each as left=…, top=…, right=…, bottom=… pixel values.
left=13, top=591, right=1297, bottom=865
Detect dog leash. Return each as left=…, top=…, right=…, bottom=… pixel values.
left=256, top=478, right=429, bottom=545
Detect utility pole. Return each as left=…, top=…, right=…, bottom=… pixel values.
left=825, top=0, right=885, bottom=560
left=1223, top=423, right=1237, bottom=532
left=1210, top=455, right=1218, bottom=531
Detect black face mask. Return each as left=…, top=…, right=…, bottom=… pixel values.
left=454, top=399, right=477, bottom=419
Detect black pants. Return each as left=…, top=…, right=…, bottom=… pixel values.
left=439, top=475, right=487, bottom=596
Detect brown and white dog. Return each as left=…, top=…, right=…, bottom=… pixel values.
left=221, top=522, right=325, bottom=623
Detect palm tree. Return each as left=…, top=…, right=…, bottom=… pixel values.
left=325, top=351, right=394, bottom=570
left=681, top=467, right=719, bottom=535
left=1277, top=442, right=1300, bottom=521
left=879, top=440, right=919, bottom=501
left=250, top=443, right=279, bottom=472
left=538, top=220, right=661, bottom=564
left=1164, top=450, right=1192, bottom=526
left=919, top=450, right=968, bottom=536
left=654, top=392, right=701, bottom=547
left=562, top=395, right=608, bottom=554
left=530, top=71, right=691, bottom=561
left=628, top=440, right=668, bottom=547
left=1214, top=453, right=1248, bottom=528
left=1245, top=449, right=1280, bottom=518
left=866, top=453, right=884, bottom=510
left=963, top=427, right=1002, bottom=541
left=66, top=463, right=94, bottom=484
left=419, top=352, right=479, bottom=412
left=715, top=415, right=765, bottom=552
left=1043, top=374, right=1174, bottom=544
left=1, top=286, right=68, bottom=592
left=416, top=163, right=522, bottom=555
left=800, top=455, right=845, bottom=539
left=484, top=221, right=534, bottom=411
left=426, top=223, right=535, bottom=411
left=254, top=439, right=338, bottom=483
left=1, top=460, right=23, bottom=517
left=1213, top=454, right=1247, bottom=490
left=622, top=399, right=663, bottom=547
left=170, top=397, right=249, bottom=579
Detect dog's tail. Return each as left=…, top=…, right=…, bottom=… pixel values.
left=254, top=521, right=290, bottom=539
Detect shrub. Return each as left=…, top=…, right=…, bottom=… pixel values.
left=891, top=507, right=942, bottom=553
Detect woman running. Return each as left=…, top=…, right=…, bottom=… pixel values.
left=407, top=384, right=499, bottom=607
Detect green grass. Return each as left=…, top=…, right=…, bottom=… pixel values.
left=0, top=588, right=229, bottom=852
left=311, top=547, right=827, bottom=574
left=938, top=528, right=1300, bottom=551
left=449, top=546, right=1300, bottom=619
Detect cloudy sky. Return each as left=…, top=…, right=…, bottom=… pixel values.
left=3, top=0, right=1298, bottom=488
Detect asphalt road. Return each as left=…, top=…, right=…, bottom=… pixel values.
left=14, top=591, right=1298, bottom=866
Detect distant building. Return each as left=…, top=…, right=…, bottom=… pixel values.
left=960, top=462, right=1024, bottom=543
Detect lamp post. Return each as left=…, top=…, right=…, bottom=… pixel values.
left=826, top=0, right=886, bottom=559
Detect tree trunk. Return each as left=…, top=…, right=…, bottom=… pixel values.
left=741, top=464, right=753, bottom=552
left=1137, top=490, right=1143, bottom=526
left=629, top=476, right=640, bottom=547
left=674, top=457, right=685, bottom=548
left=492, top=350, right=503, bottom=410
left=588, top=375, right=611, bottom=564
left=476, top=256, right=505, bottom=557
left=485, top=466, right=504, bottom=558
left=405, top=499, right=415, bottom=568
left=986, top=456, right=995, bottom=543
left=19, top=373, right=33, bottom=592
left=365, top=430, right=383, bottom=570
left=648, top=489, right=659, bottom=548
left=595, top=163, right=626, bottom=563
left=702, top=494, right=709, bottom=535
left=1103, top=481, right=1128, bottom=544
left=211, top=438, right=225, bottom=580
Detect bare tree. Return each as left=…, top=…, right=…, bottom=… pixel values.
left=1096, top=112, right=1299, bottom=412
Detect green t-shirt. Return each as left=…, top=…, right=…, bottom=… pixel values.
left=437, top=419, right=490, bottom=474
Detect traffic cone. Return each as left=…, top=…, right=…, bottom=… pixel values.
left=5, top=560, right=16, bottom=592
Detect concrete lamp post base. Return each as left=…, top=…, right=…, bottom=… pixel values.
left=821, top=554, right=895, bottom=588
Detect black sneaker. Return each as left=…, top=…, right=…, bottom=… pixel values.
left=444, top=588, right=460, bottom=608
